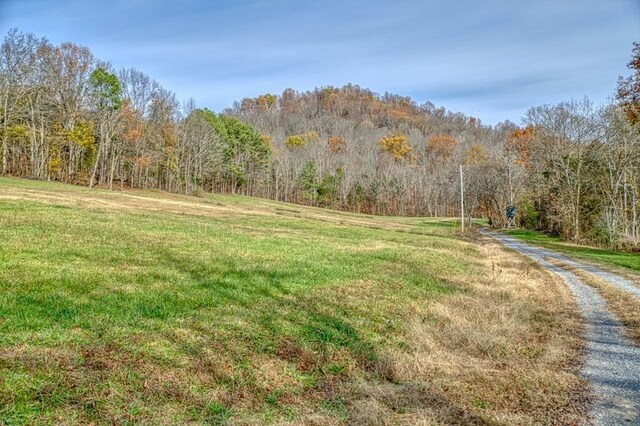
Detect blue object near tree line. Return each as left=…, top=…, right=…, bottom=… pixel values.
left=506, top=206, right=516, bottom=218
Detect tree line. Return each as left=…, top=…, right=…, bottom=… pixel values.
left=1, top=29, right=638, bottom=248
left=0, top=29, right=269, bottom=196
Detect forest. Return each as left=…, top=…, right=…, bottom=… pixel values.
left=1, top=28, right=638, bottom=248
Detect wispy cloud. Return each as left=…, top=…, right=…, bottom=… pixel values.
left=1, top=0, right=638, bottom=124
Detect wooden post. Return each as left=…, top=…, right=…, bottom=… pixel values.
left=460, top=165, right=464, bottom=233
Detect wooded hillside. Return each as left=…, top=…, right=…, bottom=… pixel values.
left=1, top=29, right=638, bottom=247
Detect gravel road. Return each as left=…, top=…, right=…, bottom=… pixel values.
left=508, top=242, right=640, bottom=299
left=484, top=231, right=640, bottom=425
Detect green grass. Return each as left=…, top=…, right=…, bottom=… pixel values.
left=0, top=177, right=475, bottom=424
left=505, top=229, right=640, bottom=272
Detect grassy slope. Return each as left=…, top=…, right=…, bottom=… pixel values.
left=0, top=178, right=586, bottom=425
left=505, top=229, right=640, bottom=273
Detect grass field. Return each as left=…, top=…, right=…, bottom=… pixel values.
left=0, top=177, right=587, bottom=425
left=505, top=229, right=640, bottom=273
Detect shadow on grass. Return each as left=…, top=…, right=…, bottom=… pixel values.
left=0, top=207, right=470, bottom=423
left=154, top=247, right=379, bottom=367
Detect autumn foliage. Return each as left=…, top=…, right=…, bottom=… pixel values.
left=327, top=136, right=345, bottom=152
left=505, top=125, right=534, bottom=167
left=286, top=131, right=319, bottom=149
left=260, top=134, right=273, bottom=149
left=427, top=134, right=458, bottom=159
left=379, top=134, right=412, bottom=161
left=464, top=144, right=488, bottom=165
left=617, top=42, right=640, bottom=125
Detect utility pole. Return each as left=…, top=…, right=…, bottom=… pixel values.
left=632, top=186, right=637, bottom=240
left=460, top=165, right=465, bottom=233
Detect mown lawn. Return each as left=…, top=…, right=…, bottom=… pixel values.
left=505, top=229, right=640, bottom=272
left=0, top=177, right=587, bottom=425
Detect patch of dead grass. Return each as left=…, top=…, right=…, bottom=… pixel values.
left=339, top=237, right=590, bottom=425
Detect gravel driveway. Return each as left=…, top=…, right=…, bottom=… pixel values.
left=507, top=241, right=640, bottom=299
left=484, top=231, right=640, bottom=425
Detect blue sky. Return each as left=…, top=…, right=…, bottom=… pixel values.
left=1, top=0, right=639, bottom=125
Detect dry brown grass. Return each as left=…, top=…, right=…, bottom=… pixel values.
left=334, top=236, right=590, bottom=425
left=189, top=237, right=590, bottom=424
left=0, top=181, right=445, bottom=235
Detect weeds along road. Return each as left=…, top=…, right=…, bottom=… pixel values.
left=484, top=231, right=640, bottom=426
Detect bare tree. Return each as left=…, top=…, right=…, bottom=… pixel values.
left=524, top=98, right=603, bottom=241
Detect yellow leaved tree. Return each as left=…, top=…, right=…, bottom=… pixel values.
left=286, top=131, right=319, bottom=149
left=379, top=134, right=412, bottom=161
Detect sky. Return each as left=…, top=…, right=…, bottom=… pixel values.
left=1, top=0, right=639, bottom=125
